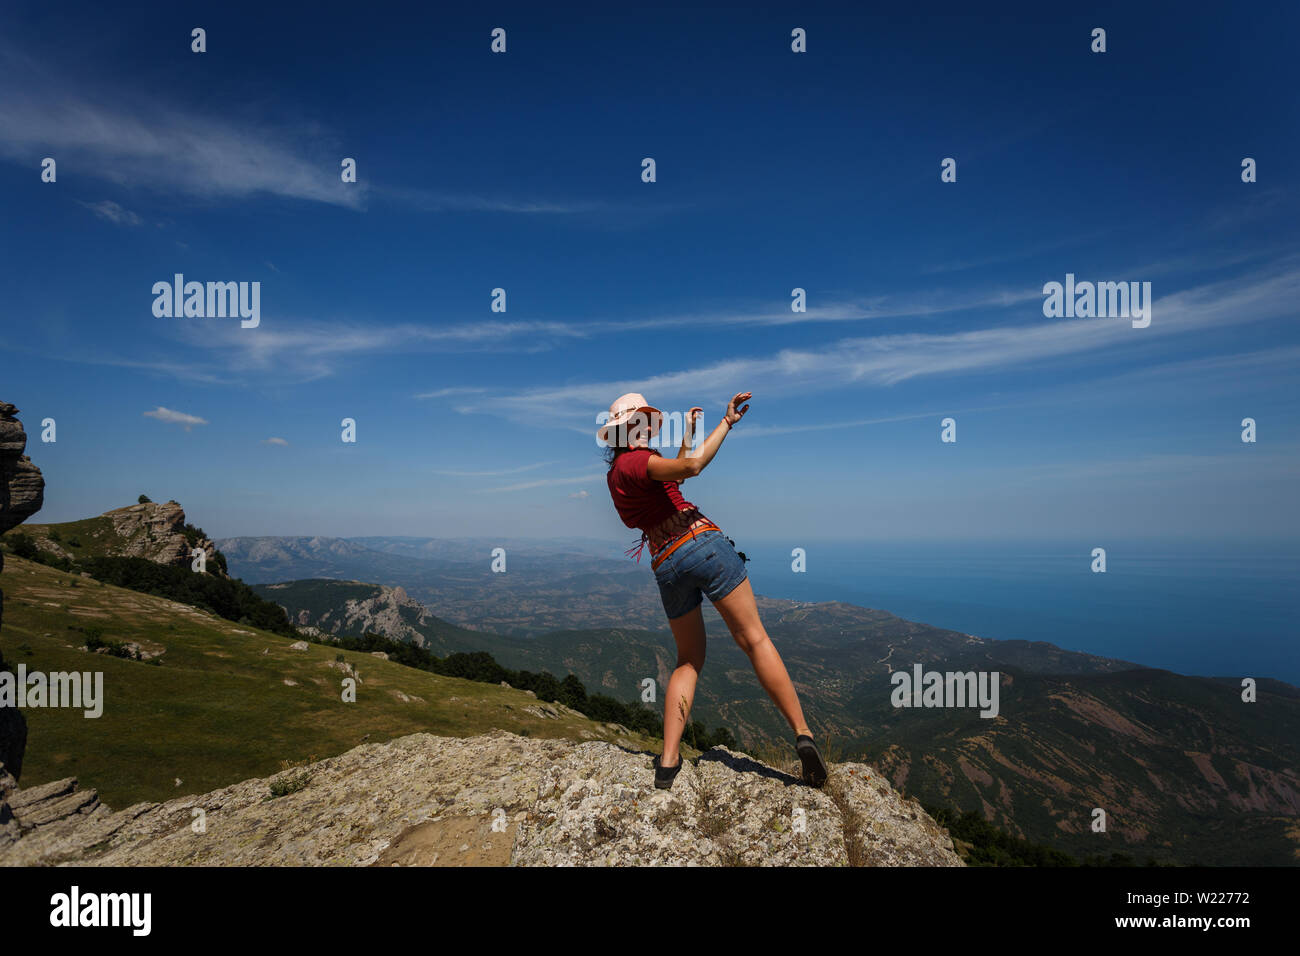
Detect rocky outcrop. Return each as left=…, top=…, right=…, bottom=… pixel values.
left=290, top=584, right=436, bottom=648
left=1, top=777, right=100, bottom=847
left=97, top=500, right=226, bottom=575
left=0, top=403, right=44, bottom=537
left=23, top=498, right=228, bottom=577
left=0, top=402, right=43, bottom=796
left=0, top=731, right=963, bottom=866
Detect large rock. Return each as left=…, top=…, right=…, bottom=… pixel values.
left=0, top=776, right=101, bottom=850
left=0, top=731, right=962, bottom=867
left=0, top=402, right=42, bottom=788
left=97, top=500, right=227, bottom=575
left=286, top=583, right=439, bottom=648
left=0, top=402, right=44, bottom=537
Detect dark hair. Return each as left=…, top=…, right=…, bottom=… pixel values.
left=605, top=441, right=636, bottom=470
left=604, top=441, right=659, bottom=471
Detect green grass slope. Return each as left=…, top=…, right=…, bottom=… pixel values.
left=18, top=513, right=132, bottom=561
left=0, top=555, right=660, bottom=808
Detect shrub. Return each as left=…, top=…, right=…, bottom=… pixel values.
left=77, top=556, right=297, bottom=637
left=268, top=769, right=312, bottom=799
left=82, top=626, right=139, bottom=660
left=6, top=532, right=38, bottom=560
left=924, top=805, right=1083, bottom=867
left=2, top=533, right=73, bottom=571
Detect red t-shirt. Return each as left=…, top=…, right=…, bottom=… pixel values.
left=607, top=449, right=695, bottom=531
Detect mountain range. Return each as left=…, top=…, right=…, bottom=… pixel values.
left=254, top=572, right=1300, bottom=865
left=217, top=533, right=665, bottom=635
left=5, top=509, right=1299, bottom=865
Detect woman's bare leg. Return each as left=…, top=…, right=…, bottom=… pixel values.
left=712, top=578, right=811, bottom=737
left=662, top=605, right=707, bottom=766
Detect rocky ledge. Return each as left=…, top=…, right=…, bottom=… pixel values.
left=0, top=402, right=45, bottom=538
left=101, top=500, right=226, bottom=574
left=0, top=731, right=963, bottom=867
left=25, top=499, right=227, bottom=577
left=1, top=401, right=43, bottom=789
left=1, top=776, right=101, bottom=845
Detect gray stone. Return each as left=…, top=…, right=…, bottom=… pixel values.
left=0, top=402, right=44, bottom=537
left=0, top=402, right=41, bottom=788
left=0, top=731, right=962, bottom=867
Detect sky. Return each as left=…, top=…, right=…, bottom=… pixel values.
left=2, top=0, right=1298, bottom=543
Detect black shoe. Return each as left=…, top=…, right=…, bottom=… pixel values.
left=795, top=735, right=828, bottom=788
left=653, top=753, right=683, bottom=790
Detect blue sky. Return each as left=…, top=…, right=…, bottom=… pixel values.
left=2, top=1, right=1298, bottom=543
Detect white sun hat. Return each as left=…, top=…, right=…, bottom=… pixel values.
left=597, top=392, right=663, bottom=446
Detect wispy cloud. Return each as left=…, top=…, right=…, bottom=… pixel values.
left=262, top=437, right=289, bottom=446
left=0, top=43, right=360, bottom=208
left=50, top=254, right=1300, bottom=399
left=732, top=402, right=1022, bottom=438
left=163, top=319, right=589, bottom=383
left=64, top=353, right=238, bottom=386
left=435, top=460, right=558, bottom=477
left=161, top=285, right=1042, bottom=384
left=378, top=185, right=614, bottom=215
left=919, top=229, right=1114, bottom=275
left=1, top=95, right=362, bottom=208
left=0, top=35, right=651, bottom=220
left=414, top=386, right=488, bottom=400
left=475, top=472, right=606, bottom=493
left=1202, top=187, right=1295, bottom=234
left=77, top=199, right=141, bottom=225
left=456, top=261, right=1300, bottom=426
left=143, top=406, right=207, bottom=430
left=1012, top=452, right=1298, bottom=485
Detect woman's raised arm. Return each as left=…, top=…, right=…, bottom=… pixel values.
left=647, top=392, right=750, bottom=482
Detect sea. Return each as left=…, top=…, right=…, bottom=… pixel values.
left=734, top=538, right=1300, bottom=686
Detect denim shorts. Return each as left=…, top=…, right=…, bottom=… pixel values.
left=652, top=527, right=749, bottom=620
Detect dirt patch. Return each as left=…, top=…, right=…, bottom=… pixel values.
left=373, top=814, right=516, bottom=866
left=957, top=756, right=994, bottom=787
left=67, top=608, right=112, bottom=618
left=1048, top=691, right=1161, bottom=745
left=1185, top=751, right=1228, bottom=789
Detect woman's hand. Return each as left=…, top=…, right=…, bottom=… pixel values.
left=725, top=391, right=752, bottom=426
left=649, top=397, right=745, bottom=483
left=685, top=407, right=703, bottom=441
left=676, top=407, right=703, bottom=465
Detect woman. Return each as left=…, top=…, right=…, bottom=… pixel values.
left=601, top=390, right=828, bottom=790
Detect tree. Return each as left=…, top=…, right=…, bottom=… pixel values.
left=138, top=494, right=152, bottom=504
left=558, top=673, right=587, bottom=709
left=6, top=532, right=37, bottom=559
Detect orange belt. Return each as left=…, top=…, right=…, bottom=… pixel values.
left=650, top=520, right=721, bottom=570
